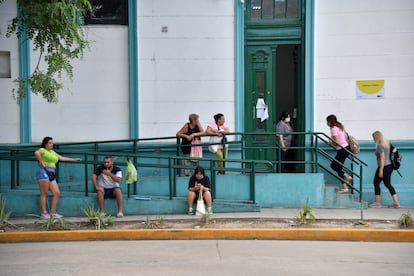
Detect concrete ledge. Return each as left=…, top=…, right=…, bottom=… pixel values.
left=1, top=228, right=414, bottom=243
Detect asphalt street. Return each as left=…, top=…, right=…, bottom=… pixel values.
left=0, top=240, right=413, bottom=276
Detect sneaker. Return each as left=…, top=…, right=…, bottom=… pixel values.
left=52, top=212, right=63, bottom=218
left=116, top=212, right=124, bottom=218
left=388, top=203, right=401, bottom=209
left=40, top=211, right=50, bottom=219
left=207, top=208, right=213, bottom=215
left=368, top=202, right=382, bottom=208
left=188, top=208, right=193, bottom=215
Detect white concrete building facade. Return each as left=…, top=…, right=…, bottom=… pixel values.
left=0, top=0, right=413, bottom=142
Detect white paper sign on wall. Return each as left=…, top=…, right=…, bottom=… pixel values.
left=356, top=80, right=384, bottom=99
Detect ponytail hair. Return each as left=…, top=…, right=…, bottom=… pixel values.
left=326, top=114, right=344, bottom=131
left=213, top=113, right=224, bottom=123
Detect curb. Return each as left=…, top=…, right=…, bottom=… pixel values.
left=1, top=228, right=414, bottom=243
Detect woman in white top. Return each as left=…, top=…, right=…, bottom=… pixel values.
left=206, top=113, right=230, bottom=174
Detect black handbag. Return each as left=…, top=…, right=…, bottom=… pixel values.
left=45, top=169, right=56, bottom=181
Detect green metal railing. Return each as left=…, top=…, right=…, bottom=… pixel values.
left=311, top=132, right=368, bottom=202
left=0, top=131, right=368, bottom=202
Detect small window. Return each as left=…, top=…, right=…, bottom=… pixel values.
left=84, top=0, right=128, bottom=25
left=0, top=51, right=11, bottom=78
left=249, top=0, right=299, bottom=21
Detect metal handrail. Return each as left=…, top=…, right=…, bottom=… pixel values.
left=0, top=131, right=368, bottom=202
left=312, top=132, right=368, bottom=202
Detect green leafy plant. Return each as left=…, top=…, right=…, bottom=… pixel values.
left=2, top=0, right=92, bottom=103
left=81, top=203, right=113, bottom=230
left=399, top=212, right=413, bottom=228
left=35, top=215, right=70, bottom=231
left=354, top=220, right=370, bottom=226
left=294, top=204, right=316, bottom=225
left=0, top=195, right=15, bottom=229
left=200, top=213, right=211, bottom=224
left=156, top=216, right=165, bottom=225
left=143, top=216, right=165, bottom=229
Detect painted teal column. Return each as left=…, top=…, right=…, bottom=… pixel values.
left=303, top=0, right=315, bottom=171
left=235, top=0, right=245, bottom=133
left=128, top=0, right=139, bottom=139
left=18, top=20, right=31, bottom=144
left=304, top=0, right=314, bottom=133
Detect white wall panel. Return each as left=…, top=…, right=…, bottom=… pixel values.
left=138, top=0, right=235, bottom=139
left=139, top=0, right=232, bottom=16
left=0, top=0, right=19, bottom=143
left=139, top=81, right=234, bottom=101
left=138, top=38, right=234, bottom=60
left=314, top=0, right=414, bottom=141
left=31, top=27, right=129, bottom=143
left=139, top=59, right=234, bottom=81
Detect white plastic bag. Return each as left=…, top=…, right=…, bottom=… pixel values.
left=196, top=189, right=206, bottom=216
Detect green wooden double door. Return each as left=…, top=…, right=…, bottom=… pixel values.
left=244, top=43, right=304, bottom=172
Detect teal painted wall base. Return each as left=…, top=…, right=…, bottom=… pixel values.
left=2, top=190, right=260, bottom=217
left=254, top=174, right=324, bottom=207
left=3, top=173, right=365, bottom=218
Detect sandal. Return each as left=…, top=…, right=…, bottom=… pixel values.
left=339, top=189, right=349, bottom=194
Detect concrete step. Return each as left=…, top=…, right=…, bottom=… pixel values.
left=324, top=183, right=367, bottom=209
left=2, top=189, right=260, bottom=217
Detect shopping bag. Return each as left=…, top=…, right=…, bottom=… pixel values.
left=125, top=160, right=138, bottom=184
left=190, top=139, right=203, bottom=158
left=196, top=190, right=206, bottom=216
left=208, top=136, right=222, bottom=153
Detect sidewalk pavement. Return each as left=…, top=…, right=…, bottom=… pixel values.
left=2, top=207, right=414, bottom=243
left=8, top=206, right=414, bottom=224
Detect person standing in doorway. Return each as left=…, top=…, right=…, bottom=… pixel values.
left=369, top=130, right=400, bottom=208
left=326, top=114, right=353, bottom=193
left=34, top=136, right=81, bottom=219
left=206, top=113, right=230, bottom=174
left=276, top=111, right=295, bottom=172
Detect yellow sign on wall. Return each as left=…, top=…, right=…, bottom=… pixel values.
left=356, top=80, right=384, bottom=99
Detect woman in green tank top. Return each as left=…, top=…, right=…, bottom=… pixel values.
left=34, top=136, right=81, bottom=219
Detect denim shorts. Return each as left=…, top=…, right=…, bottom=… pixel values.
left=104, top=187, right=121, bottom=199
left=36, top=167, right=57, bottom=183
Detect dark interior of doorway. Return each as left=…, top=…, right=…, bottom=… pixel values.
left=275, top=44, right=303, bottom=173
left=275, top=44, right=298, bottom=127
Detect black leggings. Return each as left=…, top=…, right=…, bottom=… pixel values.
left=330, top=146, right=350, bottom=182
left=373, top=165, right=396, bottom=196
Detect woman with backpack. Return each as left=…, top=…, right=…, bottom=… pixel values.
left=370, top=130, right=400, bottom=208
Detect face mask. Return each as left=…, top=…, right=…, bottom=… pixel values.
left=285, top=117, right=291, bottom=123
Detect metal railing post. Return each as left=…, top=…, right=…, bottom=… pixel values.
left=10, top=151, right=16, bottom=189
left=84, top=153, right=89, bottom=196
left=250, top=161, right=256, bottom=203
left=210, top=159, right=216, bottom=199
left=168, top=158, right=173, bottom=199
